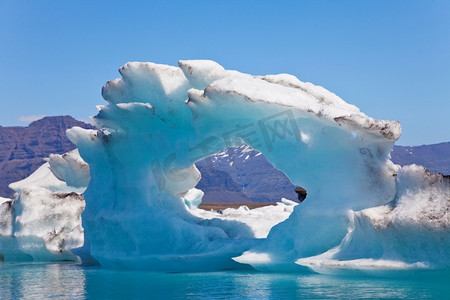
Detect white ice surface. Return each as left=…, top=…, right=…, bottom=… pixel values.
left=192, top=202, right=296, bottom=239
left=46, top=149, right=90, bottom=190
left=12, top=187, right=84, bottom=261
left=9, top=149, right=88, bottom=194
left=1, top=150, right=87, bottom=262
left=0, top=197, right=10, bottom=203
left=295, top=165, right=450, bottom=272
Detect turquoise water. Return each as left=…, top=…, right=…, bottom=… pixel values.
left=1, top=263, right=449, bottom=299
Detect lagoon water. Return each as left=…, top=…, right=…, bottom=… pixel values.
left=1, top=263, right=449, bottom=299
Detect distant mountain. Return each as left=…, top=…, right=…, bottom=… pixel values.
left=196, top=146, right=296, bottom=203
left=391, top=143, right=450, bottom=175
left=0, top=116, right=94, bottom=197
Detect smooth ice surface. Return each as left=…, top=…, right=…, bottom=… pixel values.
left=5, top=59, right=448, bottom=273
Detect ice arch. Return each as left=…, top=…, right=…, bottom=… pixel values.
left=67, top=60, right=405, bottom=271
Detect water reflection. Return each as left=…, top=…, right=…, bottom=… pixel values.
left=0, top=263, right=86, bottom=299
left=0, top=263, right=449, bottom=299
left=82, top=269, right=450, bottom=299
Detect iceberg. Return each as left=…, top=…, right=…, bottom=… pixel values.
left=0, top=150, right=87, bottom=262
left=2, top=59, right=448, bottom=273
left=64, top=59, right=448, bottom=272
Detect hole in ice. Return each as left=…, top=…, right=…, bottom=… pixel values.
left=192, top=144, right=304, bottom=238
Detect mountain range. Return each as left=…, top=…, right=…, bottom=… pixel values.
left=391, top=143, right=450, bottom=175
left=0, top=116, right=448, bottom=202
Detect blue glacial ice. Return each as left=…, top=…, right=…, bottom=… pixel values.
left=1, top=60, right=448, bottom=273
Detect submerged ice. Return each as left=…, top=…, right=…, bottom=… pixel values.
left=1, top=60, right=448, bottom=273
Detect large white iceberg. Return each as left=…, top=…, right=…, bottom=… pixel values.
left=0, top=150, right=87, bottom=262
left=1, top=60, right=448, bottom=273
left=63, top=60, right=448, bottom=272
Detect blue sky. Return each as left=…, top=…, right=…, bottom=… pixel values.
left=0, top=0, right=449, bottom=146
